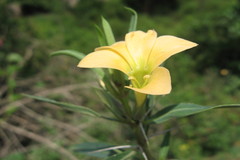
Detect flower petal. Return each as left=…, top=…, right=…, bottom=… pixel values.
left=125, top=30, right=157, bottom=64
left=78, top=50, right=131, bottom=74
left=126, top=67, right=171, bottom=95
left=96, top=41, right=135, bottom=69
left=148, top=35, right=198, bottom=70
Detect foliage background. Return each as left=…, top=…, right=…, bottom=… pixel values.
left=0, top=0, right=240, bottom=159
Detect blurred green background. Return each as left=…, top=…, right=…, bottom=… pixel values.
left=0, top=0, right=240, bottom=159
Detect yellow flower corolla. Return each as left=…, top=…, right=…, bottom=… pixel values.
left=78, top=30, right=197, bottom=95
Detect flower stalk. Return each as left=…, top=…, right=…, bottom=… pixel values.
left=135, top=91, right=147, bottom=107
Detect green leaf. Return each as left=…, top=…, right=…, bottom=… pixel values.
left=101, top=16, right=115, bottom=45
left=74, top=142, right=115, bottom=158
left=214, top=104, right=240, bottom=108
left=124, top=7, right=138, bottom=32
left=24, top=94, right=100, bottom=117
left=95, top=24, right=107, bottom=46
left=159, top=132, right=171, bottom=160
left=96, top=89, right=124, bottom=120
left=74, top=142, right=135, bottom=158
left=106, top=150, right=135, bottom=160
left=50, top=50, right=85, bottom=60
left=148, top=103, right=240, bottom=124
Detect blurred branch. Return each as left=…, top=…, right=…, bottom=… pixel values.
left=0, top=82, right=96, bottom=115
left=0, top=82, right=97, bottom=157
left=1, top=121, right=79, bottom=160
left=11, top=115, right=39, bottom=132
left=21, top=105, right=97, bottom=142
left=10, top=130, right=26, bottom=153
left=0, top=129, right=11, bottom=157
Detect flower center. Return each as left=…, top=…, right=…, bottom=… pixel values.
left=128, top=65, right=151, bottom=88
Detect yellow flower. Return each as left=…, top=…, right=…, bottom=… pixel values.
left=78, top=30, right=197, bottom=95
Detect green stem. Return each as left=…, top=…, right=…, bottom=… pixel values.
left=133, top=123, right=155, bottom=160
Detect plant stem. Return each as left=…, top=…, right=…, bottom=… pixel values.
left=133, top=123, right=155, bottom=160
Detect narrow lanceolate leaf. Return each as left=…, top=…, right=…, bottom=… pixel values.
left=50, top=50, right=85, bottom=60
left=24, top=94, right=100, bottom=117
left=74, top=142, right=135, bottom=158
left=213, top=104, right=240, bottom=108
left=95, top=24, right=108, bottom=46
left=101, top=16, right=115, bottom=45
left=96, top=89, right=124, bottom=121
left=148, top=103, right=240, bottom=124
left=159, top=132, right=171, bottom=160
left=124, top=7, right=138, bottom=32
left=106, top=150, right=135, bottom=160
left=74, top=142, right=115, bottom=158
